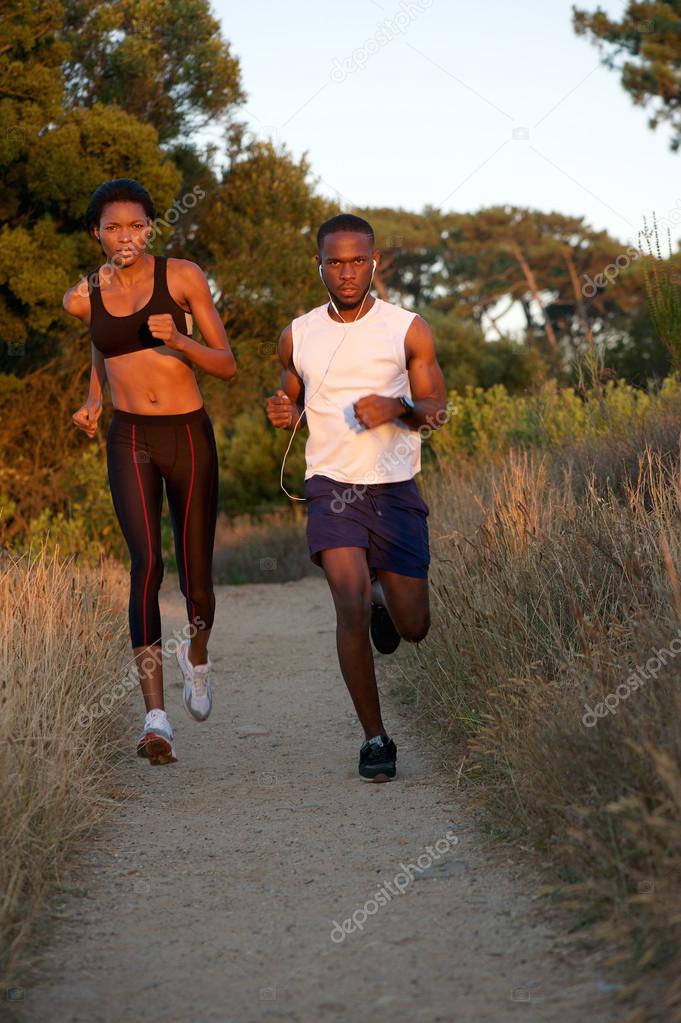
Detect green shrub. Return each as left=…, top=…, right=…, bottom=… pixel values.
left=432, top=375, right=681, bottom=463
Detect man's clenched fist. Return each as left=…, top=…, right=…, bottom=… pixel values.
left=266, top=388, right=295, bottom=429
left=353, top=394, right=402, bottom=429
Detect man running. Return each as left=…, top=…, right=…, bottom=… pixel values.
left=265, top=214, right=447, bottom=782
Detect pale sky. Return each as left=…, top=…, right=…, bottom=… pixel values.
left=207, top=0, right=681, bottom=254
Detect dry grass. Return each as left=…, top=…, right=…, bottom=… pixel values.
left=213, top=508, right=322, bottom=584
left=0, top=540, right=130, bottom=988
left=407, top=419, right=681, bottom=1021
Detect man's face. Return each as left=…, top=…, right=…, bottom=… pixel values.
left=317, top=231, right=378, bottom=309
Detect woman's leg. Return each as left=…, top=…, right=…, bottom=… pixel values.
left=106, top=415, right=166, bottom=710
left=165, top=408, right=219, bottom=666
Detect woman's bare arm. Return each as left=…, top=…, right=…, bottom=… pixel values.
left=147, top=260, right=237, bottom=381
left=63, top=276, right=105, bottom=436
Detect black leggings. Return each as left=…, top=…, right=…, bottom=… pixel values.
left=106, top=405, right=219, bottom=649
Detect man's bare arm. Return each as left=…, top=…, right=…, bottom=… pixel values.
left=400, top=314, right=448, bottom=430
left=265, top=324, right=306, bottom=431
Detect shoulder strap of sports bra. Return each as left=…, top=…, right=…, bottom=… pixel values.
left=154, top=255, right=189, bottom=316
left=154, top=254, right=171, bottom=302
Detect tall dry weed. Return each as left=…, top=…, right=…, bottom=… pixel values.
left=410, top=424, right=681, bottom=1020
left=0, top=541, right=129, bottom=986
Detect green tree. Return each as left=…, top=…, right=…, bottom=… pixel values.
left=216, top=408, right=307, bottom=513
left=193, top=137, right=335, bottom=420
left=359, top=206, right=444, bottom=307
left=61, top=0, right=244, bottom=145
left=424, top=307, right=547, bottom=393
left=437, top=206, right=646, bottom=373
left=573, top=1, right=681, bottom=150
left=0, top=1, right=67, bottom=174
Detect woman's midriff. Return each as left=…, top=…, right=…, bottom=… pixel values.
left=106, top=346, right=204, bottom=414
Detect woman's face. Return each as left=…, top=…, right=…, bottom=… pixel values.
left=94, top=201, right=153, bottom=265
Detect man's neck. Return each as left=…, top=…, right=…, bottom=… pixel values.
left=327, top=293, right=377, bottom=323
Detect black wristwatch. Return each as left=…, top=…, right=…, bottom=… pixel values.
left=399, top=394, right=416, bottom=417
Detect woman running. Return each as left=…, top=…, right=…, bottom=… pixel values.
left=63, top=177, right=236, bottom=766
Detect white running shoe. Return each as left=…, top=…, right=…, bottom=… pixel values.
left=176, top=639, right=213, bottom=722
left=136, top=708, right=177, bottom=765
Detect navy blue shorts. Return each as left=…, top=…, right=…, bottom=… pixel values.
left=304, top=473, right=430, bottom=579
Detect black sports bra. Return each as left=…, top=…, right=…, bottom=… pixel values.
left=88, top=255, right=192, bottom=359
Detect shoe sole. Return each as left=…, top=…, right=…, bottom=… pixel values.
left=137, top=733, right=177, bottom=765
left=359, top=769, right=397, bottom=782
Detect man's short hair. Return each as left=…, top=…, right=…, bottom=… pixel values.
left=317, top=214, right=375, bottom=251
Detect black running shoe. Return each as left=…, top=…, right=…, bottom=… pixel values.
left=370, top=602, right=401, bottom=655
left=359, top=734, right=397, bottom=782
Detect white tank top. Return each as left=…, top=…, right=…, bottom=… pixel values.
left=291, top=297, right=420, bottom=484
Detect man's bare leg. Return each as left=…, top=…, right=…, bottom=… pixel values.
left=319, top=546, right=386, bottom=739
left=371, top=569, right=430, bottom=642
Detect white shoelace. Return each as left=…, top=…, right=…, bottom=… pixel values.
left=184, top=645, right=211, bottom=696
left=145, top=709, right=169, bottom=728
left=192, top=673, right=208, bottom=698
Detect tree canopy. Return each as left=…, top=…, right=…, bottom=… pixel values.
left=62, top=0, right=245, bottom=145
left=573, top=1, right=681, bottom=150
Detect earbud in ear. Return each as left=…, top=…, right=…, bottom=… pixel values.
left=372, top=259, right=377, bottom=271
left=318, top=264, right=324, bottom=280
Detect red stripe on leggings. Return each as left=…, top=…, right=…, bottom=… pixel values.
left=131, top=423, right=153, bottom=647
left=183, top=423, right=196, bottom=624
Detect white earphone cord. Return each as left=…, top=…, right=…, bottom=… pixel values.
left=279, top=261, right=377, bottom=501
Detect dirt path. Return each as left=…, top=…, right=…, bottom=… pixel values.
left=13, top=576, right=623, bottom=1023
